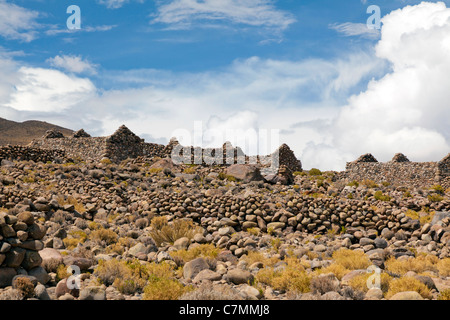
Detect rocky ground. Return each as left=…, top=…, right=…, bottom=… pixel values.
left=0, top=156, right=449, bottom=300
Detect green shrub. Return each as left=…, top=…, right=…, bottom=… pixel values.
left=374, top=191, right=391, bottom=201
left=308, top=168, right=322, bottom=176
left=428, top=194, right=444, bottom=202
left=149, top=216, right=202, bottom=246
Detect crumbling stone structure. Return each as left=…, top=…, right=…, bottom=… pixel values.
left=344, top=153, right=450, bottom=189
left=0, top=210, right=47, bottom=288
left=28, top=126, right=303, bottom=176
left=0, top=145, right=66, bottom=164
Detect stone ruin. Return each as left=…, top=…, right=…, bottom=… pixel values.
left=26, top=125, right=302, bottom=175
left=344, top=152, right=450, bottom=189
left=0, top=210, right=47, bottom=288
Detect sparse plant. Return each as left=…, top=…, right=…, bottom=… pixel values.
left=385, top=254, right=439, bottom=275
left=428, top=194, right=444, bottom=202
left=431, top=184, right=445, bottom=195
left=362, top=179, right=379, bottom=188
left=374, top=190, right=391, bottom=201
left=348, top=272, right=392, bottom=295
left=309, top=168, right=322, bottom=176
left=179, top=283, right=243, bottom=300
left=437, top=289, right=450, bottom=300
left=385, top=277, right=432, bottom=300
left=90, top=228, right=118, bottom=245
left=169, top=244, right=219, bottom=263
left=149, top=216, right=202, bottom=246
left=256, top=257, right=311, bottom=294
left=332, top=249, right=371, bottom=270
left=14, top=277, right=35, bottom=299
left=347, top=181, right=359, bottom=188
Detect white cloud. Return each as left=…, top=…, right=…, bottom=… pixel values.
left=330, top=22, right=380, bottom=39
left=6, top=67, right=96, bottom=112
left=45, top=25, right=116, bottom=36
left=151, top=0, right=296, bottom=31
left=302, top=1, right=450, bottom=170
left=0, top=1, right=40, bottom=42
left=47, top=55, right=98, bottom=75
left=97, top=0, right=144, bottom=9
left=0, top=47, right=383, bottom=164
left=3, top=2, right=450, bottom=172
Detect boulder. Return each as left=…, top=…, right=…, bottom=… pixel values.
left=79, top=286, right=106, bottom=300
left=225, top=269, right=254, bottom=285
left=389, top=291, right=424, bottom=300
left=225, top=165, right=264, bottom=183
left=183, top=258, right=210, bottom=280
left=0, top=267, right=17, bottom=288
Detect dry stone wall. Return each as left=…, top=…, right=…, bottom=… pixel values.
left=0, top=145, right=66, bottom=164
left=344, top=153, right=450, bottom=189
left=0, top=211, right=47, bottom=288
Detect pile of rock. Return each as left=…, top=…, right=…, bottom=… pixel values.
left=43, top=129, right=64, bottom=139
left=72, top=129, right=91, bottom=138
left=271, top=144, right=302, bottom=173
left=104, top=125, right=146, bottom=163
left=351, top=153, right=379, bottom=164
left=391, top=153, right=410, bottom=163
left=0, top=210, right=47, bottom=288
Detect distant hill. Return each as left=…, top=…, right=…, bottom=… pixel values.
left=0, top=117, right=73, bottom=146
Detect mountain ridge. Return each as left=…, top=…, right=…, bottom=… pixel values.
left=0, top=117, right=73, bottom=146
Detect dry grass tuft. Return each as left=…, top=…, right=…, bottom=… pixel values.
left=149, top=216, right=202, bottom=246
left=385, top=254, right=439, bottom=275
left=169, top=244, right=219, bottom=264
left=179, top=283, right=243, bottom=300
left=385, top=277, right=432, bottom=300
left=437, top=258, right=450, bottom=277
left=332, top=249, right=371, bottom=270
left=256, top=257, right=311, bottom=294
left=347, top=272, right=392, bottom=295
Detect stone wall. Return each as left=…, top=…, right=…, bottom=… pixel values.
left=30, top=137, right=106, bottom=162
left=0, top=211, right=47, bottom=288
left=0, top=145, right=66, bottom=164
left=27, top=126, right=303, bottom=174
left=344, top=153, right=450, bottom=189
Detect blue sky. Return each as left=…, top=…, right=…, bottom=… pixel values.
left=1, top=0, right=450, bottom=169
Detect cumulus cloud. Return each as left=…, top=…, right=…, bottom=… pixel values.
left=0, top=0, right=40, bottom=42
left=6, top=67, right=96, bottom=112
left=47, top=55, right=98, bottom=75
left=302, top=1, right=450, bottom=170
left=151, top=0, right=296, bottom=31
left=0, top=48, right=383, bottom=163
left=3, top=2, right=449, bottom=172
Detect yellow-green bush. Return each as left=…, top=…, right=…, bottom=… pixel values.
left=385, top=255, right=439, bottom=275
left=385, top=277, right=432, bottom=300
left=169, top=244, right=219, bottom=263
left=332, top=249, right=371, bottom=270
left=256, top=258, right=311, bottom=293
left=90, top=228, right=118, bottom=245
left=437, top=258, right=450, bottom=277
left=95, top=259, right=179, bottom=295
left=437, top=289, right=450, bottom=300
left=348, top=272, right=392, bottom=294
left=143, top=277, right=192, bottom=300
left=149, top=216, right=202, bottom=246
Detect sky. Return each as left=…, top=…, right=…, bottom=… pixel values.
left=0, top=0, right=449, bottom=170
